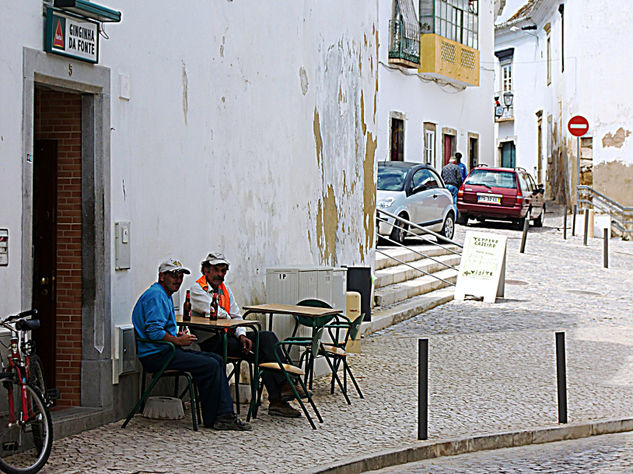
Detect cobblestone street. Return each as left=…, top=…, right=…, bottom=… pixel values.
left=42, top=206, right=633, bottom=473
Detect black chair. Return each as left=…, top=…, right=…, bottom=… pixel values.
left=122, top=338, right=200, bottom=431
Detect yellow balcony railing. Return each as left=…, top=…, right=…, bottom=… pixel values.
left=418, top=34, right=480, bottom=87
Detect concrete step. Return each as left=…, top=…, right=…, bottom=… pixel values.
left=373, top=268, right=458, bottom=307
left=374, top=254, right=461, bottom=289
left=375, top=244, right=461, bottom=271
left=52, top=407, right=112, bottom=439
left=361, top=287, right=454, bottom=336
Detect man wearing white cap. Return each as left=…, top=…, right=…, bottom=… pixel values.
left=132, top=256, right=251, bottom=430
left=190, top=252, right=303, bottom=418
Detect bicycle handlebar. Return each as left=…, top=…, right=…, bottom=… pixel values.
left=16, top=319, right=40, bottom=331
left=4, top=309, right=38, bottom=323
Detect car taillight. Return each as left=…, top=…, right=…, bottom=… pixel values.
left=516, top=189, right=523, bottom=204
left=457, top=184, right=464, bottom=198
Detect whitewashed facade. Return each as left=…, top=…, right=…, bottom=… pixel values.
left=495, top=0, right=633, bottom=205
left=1, top=1, right=377, bottom=416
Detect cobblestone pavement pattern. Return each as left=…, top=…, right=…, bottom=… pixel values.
left=41, top=204, right=633, bottom=473
left=376, top=431, right=633, bottom=473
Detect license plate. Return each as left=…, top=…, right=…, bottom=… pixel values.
left=477, top=194, right=501, bottom=204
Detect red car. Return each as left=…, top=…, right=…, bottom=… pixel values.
left=456, top=166, right=545, bottom=229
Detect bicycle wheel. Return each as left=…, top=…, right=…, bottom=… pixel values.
left=26, top=357, right=46, bottom=454
left=0, top=379, right=53, bottom=474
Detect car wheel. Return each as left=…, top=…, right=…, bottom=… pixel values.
left=438, top=212, right=455, bottom=242
left=533, top=206, right=544, bottom=227
left=456, top=213, right=468, bottom=225
left=389, top=214, right=408, bottom=245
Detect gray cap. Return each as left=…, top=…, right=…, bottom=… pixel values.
left=158, top=257, right=190, bottom=274
left=202, top=252, right=230, bottom=267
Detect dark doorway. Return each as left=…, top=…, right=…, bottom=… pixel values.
left=32, top=140, right=58, bottom=388
left=501, top=141, right=516, bottom=168
left=443, top=133, right=455, bottom=165
left=390, top=117, right=404, bottom=161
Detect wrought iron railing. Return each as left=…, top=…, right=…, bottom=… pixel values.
left=389, top=19, right=420, bottom=65
left=376, top=209, right=462, bottom=286
left=578, top=185, right=633, bottom=239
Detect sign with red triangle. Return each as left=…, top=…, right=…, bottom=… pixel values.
left=53, top=19, right=64, bottom=49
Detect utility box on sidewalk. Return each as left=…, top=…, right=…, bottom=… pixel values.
left=345, top=266, right=372, bottom=321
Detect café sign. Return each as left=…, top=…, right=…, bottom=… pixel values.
left=45, top=8, right=99, bottom=63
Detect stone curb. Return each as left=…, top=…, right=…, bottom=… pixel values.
left=304, top=418, right=633, bottom=473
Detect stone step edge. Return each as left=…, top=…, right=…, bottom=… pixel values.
left=306, top=417, right=633, bottom=474
left=373, top=271, right=457, bottom=307
left=361, top=287, right=454, bottom=337
left=374, top=254, right=461, bottom=289
left=376, top=245, right=461, bottom=271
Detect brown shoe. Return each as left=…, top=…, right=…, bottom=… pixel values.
left=268, top=400, right=301, bottom=418
left=212, top=413, right=253, bottom=431
left=280, top=381, right=310, bottom=402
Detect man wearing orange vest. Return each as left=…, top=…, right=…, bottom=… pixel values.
left=190, top=252, right=302, bottom=418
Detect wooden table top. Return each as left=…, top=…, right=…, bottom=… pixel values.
left=242, top=303, right=342, bottom=317
left=176, top=314, right=261, bottom=329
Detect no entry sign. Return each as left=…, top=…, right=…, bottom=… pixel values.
left=568, top=115, right=589, bottom=137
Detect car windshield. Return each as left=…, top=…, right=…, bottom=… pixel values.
left=464, top=169, right=517, bottom=189
left=377, top=167, right=408, bottom=191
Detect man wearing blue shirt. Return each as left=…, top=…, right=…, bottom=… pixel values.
left=132, top=257, right=251, bottom=431
left=456, top=152, right=467, bottom=182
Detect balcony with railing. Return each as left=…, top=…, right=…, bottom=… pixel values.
left=389, top=19, right=420, bottom=68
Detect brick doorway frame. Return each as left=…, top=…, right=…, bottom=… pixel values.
left=22, top=48, right=112, bottom=409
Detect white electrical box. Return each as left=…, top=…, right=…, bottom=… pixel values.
left=266, top=266, right=347, bottom=313
left=114, top=221, right=131, bottom=270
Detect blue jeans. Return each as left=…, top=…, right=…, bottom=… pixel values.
left=446, top=184, right=458, bottom=217
left=140, top=348, right=234, bottom=426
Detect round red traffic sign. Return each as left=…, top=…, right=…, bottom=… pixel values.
left=568, top=115, right=589, bottom=137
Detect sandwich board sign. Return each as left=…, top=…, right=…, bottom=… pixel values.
left=455, top=231, right=507, bottom=303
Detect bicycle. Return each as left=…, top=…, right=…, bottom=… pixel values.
left=0, top=310, right=54, bottom=474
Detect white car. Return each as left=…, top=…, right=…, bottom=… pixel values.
left=377, top=161, right=455, bottom=244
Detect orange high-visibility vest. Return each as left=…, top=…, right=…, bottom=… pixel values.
left=195, top=276, right=230, bottom=314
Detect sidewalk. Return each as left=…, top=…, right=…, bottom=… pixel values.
left=41, top=205, right=633, bottom=473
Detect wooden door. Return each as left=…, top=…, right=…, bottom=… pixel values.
left=32, top=139, right=58, bottom=388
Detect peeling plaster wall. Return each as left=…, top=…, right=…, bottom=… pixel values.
left=376, top=0, right=495, bottom=174
left=2, top=2, right=377, bottom=319
left=495, top=0, right=633, bottom=206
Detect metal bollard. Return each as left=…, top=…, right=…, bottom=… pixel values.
left=418, top=338, right=428, bottom=440
left=563, top=206, right=567, bottom=240
left=583, top=211, right=589, bottom=246
left=555, top=332, right=568, bottom=424
left=520, top=216, right=529, bottom=253
left=572, top=204, right=577, bottom=236
left=604, top=227, right=609, bottom=268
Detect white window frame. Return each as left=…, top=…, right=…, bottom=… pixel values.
left=424, top=128, right=435, bottom=166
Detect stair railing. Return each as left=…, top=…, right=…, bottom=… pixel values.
left=376, top=209, right=463, bottom=286
left=577, top=185, right=633, bottom=239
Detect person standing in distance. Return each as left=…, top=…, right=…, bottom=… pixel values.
left=455, top=152, right=467, bottom=182
left=441, top=156, right=463, bottom=217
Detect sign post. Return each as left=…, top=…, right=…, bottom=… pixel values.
left=567, top=115, right=589, bottom=205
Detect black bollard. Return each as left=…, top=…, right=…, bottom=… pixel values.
left=520, top=216, right=529, bottom=253
left=604, top=227, right=609, bottom=268
left=583, top=210, right=589, bottom=246
left=555, top=332, right=568, bottom=424
left=572, top=204, right=577, bottom=236
left=563, top=206, right=567, bottom=240
left=418, top=339, right=428, bottom=440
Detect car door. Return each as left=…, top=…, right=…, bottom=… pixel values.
left=526, top=173, right=544, bottom=215
left=406, top=168, right=439, bottom=228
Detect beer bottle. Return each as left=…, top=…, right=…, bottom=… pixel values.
left=209, top=291, right=219, bottom=321
left=183, top=290, right=192, bottom=322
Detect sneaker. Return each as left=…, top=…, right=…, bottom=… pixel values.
left=280, top=382, right=310, bottom=402
left=212, top=413, right=253, bottom=431
left=268, top=400, right=301, bottom=418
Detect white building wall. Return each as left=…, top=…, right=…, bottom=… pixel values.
left=0, top=2, right=378, bottom=324
left=496, top=0, right=633, bottom=205
left=376, top=0, right=496, bottom=172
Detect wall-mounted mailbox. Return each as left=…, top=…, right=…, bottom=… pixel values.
left=114, top=221, right=130, bottom=270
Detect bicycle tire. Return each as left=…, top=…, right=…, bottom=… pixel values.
left=0, top=379, right=53, bottom=474
left=26, top=357, right=47, bottom=453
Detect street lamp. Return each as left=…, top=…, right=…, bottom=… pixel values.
left=503, top=91, right=514, bottom=108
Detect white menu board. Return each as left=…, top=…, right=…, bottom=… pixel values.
left=455, top=231, right=506, bottom=303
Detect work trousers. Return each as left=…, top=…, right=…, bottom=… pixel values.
left=446, top=184, right=458, bottom=217
left=200, top=331, right=286, bottom=401
left=140, top=348, right=233, bottom=427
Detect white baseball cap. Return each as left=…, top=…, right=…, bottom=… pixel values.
left=158, top=257, right=190, bottom=274
left=202, top=252, right=230, bottom=267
